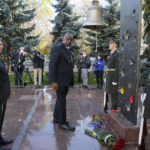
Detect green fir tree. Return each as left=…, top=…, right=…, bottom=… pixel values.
left=0, top=0, right=39, bottom=70
left=50, top=0, right=82, bottom=56
left=140, top=0, right=150, bottom=86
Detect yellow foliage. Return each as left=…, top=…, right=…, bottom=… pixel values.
left=25, top=0, right=53, bottom=55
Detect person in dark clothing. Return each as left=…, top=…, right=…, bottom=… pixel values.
left=148, top=56, right=150, bottom=62
left=49, top=33, right=75, bottom=131
left=77, top=52, right=82, bottom=83
left=32, top=50, right=45, bottom=88
left=105, top=40, right=119, bottom=111
left=11, top=47, right=25, bottom=87
left=40, top=54, right=45, bottom=83
left=0, top=40, right=13, bottom=150
left=93, top=54, right=105, bottom=89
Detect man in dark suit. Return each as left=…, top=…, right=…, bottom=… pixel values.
left=49, top=33, right=75, bottom=130
left=0, top=40, right=13, bottom=150
left=105, top=40, right=119, bottom=112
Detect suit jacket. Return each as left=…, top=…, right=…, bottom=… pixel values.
left=49, top=42, right=74, bottom=87
left=105, top=50, right=119, bottom=94
left=0, top=59, right=10, bottom=102
left=80, top=56, right=91, bottom=69
left=32, top=54, right=45, bottom=69
left=12, top=53, right=25, bottom=70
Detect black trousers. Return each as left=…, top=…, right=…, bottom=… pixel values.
left=0, top=101, right=7, bottom=133
left=15, top=68, right=23, bottom=86
left=54, top=86, right=68, bottom=125
left=95, top=70, right=103, bottom=88
left=78, top=69, right=81, bottom=82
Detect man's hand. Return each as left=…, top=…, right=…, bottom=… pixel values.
left=52, top=82, right=59, bottom=90
left=141, top=93, right=146, bottom=104
left=112, top=82, right=117, bottom=85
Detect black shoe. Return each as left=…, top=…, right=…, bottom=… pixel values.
left=53, top=118, right=59, bottom=123
left=59, top=124, right=75, bottom=131
left=0, top=137, right=13, bottom=145
left=82, top=85, right=88, bottom=89
left=0, top=146, right=11, bottom=150
left=82, top=85, right=85, bottom=88
left=53, top=119, right=69, bottom=125
left=35, top=85, right=38, bottom=88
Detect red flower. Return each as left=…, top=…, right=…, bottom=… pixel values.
left=92, top=114, right=96, bottom=121
left=113, top=144, right=121, bottom=150
left=130, top=96, right=134, bottom=103
left=117, top=138, right=125, bottom=145
left=92, top=114, right=104, bottom=121
left=113, top=138, right=125, bottom=150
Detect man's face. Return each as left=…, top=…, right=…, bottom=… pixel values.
left=109, top=42, right=117, bottom=50
left=19, top=47, right=24, bottom=54
left=63, top=35, right=73, bottom=47
left=0, top=41, right=4, bottom=53
left=109, top=42, right=113, bottom=50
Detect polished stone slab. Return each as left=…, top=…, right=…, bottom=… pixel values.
left=2, top=87, right=150, bottom=150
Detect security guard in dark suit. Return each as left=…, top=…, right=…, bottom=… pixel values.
left=105, top=40, right=119, bottom=111
left=0, top=40, right=13, bottom=150
left=49, top=33, right=75, bottom=131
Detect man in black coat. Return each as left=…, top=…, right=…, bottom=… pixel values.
left=105, top=40, right=119, bottom=111
left=0, top=40, right=13, bottom=150
left=77, top=52, right=82, bottom=83
left=32, top=50, right=45, bottom=88
left=49, top=33, right=75, bottom=130
left=11, top=47, right=25, bottom=87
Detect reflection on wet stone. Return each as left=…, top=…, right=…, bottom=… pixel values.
left=3, top=87, right=148, bottom=150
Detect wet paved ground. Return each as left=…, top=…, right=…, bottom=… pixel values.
left=2, top=86, right=150, bottom=150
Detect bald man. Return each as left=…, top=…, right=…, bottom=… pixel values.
left=49, top=33, right=75, bottom=131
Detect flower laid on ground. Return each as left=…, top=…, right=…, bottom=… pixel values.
left=85, top=114, right=125, bottom=150
left=113, top=138, right=126, bottom=150
left=91, top=114, right=105, bottom=129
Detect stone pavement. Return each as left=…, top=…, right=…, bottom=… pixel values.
left=1, top=86, right=149, bottom=150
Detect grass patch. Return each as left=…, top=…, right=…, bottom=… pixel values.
left=9, top=72, right=97, bottom=86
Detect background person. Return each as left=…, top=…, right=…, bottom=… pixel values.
left=32, top=50, right=45, bottom=88
left=11, top=47, right=25, bottom=87
left=93, top=54, right=105, bottom=89
left=0, top=40, right=13, bottom=150
left=77, top=52, right=82, bottom=83
left=80, top=51, right=91, bottom=88
left=40, top=53, right=45, bottom=83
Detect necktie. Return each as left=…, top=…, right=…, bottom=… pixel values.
left=67, top=48, right=73, bottom=63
